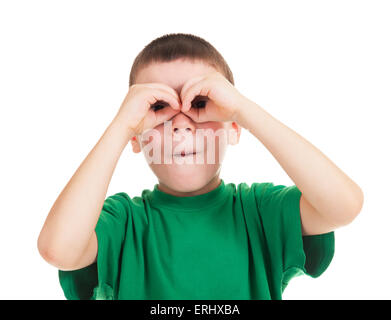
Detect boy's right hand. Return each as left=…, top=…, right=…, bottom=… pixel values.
left=113, top=83, right=181, bottom=137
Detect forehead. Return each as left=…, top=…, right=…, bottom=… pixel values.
left=134, top=59, right=217, bottom=94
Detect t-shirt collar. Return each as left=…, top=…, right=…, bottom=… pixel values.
left=148, top=178, right=228, bottom=211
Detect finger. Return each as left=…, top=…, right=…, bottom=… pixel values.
left=181, top=82, right=202, bottom=112
left=147, top=89, right=181, bottom=111
left=180, top=75, right=205, bottom=100
left=145, top=83, right=181, bottom=109
left=180, top=75, right=205, bottom=111
left=145, top=82, right=179, bottom=98
left=154, top=105, right=180, bottom=125
left=182, top=108, right=199, bottom=123
left=182, top=79, right=211, bottom=113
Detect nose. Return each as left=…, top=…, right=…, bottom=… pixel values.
left=171, top=112, right=196, bottom=135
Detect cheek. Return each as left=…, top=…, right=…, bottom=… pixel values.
left=199, top=121, right=225, bottom=132
left=140, top=127, right=163, bottom=157
left=197, top=123, right=227, bottom=144
left=194, top=125, right=228, bottom=164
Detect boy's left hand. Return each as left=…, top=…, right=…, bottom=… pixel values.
left=180, top=71, right=247, bottom=123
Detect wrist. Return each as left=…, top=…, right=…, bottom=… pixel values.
left=110, top=117, right=135, bottom=140
left=233, top=98, right=262, bottom=130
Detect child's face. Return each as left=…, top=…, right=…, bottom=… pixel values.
left=132, top=58, right=240, bottom=193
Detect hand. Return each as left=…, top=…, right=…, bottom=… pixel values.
left=180, top=71, right=247, bottom=123
left=113, top=83, right=181, bottom=137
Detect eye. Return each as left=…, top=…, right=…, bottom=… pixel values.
left=191, top=96, right=208, bottom=109
left=150, top=101, right=167, bottom=112
left=151, top=104, right=165, bottom=111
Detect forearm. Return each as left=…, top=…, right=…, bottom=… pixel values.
left=235, top=100, right=363, bottom=225
left=38, top=117, right=132, bottom=266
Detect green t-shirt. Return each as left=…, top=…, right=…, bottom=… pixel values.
left=58, top=179, right=334, bottom=300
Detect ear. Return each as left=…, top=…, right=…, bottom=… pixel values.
left=226, top=121, right=241, bottom=145
left=130, top=136, right=142, bottom=153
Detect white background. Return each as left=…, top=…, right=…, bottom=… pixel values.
left=0, top=0, right=390, bottom=299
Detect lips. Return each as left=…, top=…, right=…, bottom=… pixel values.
left=173, top=150, right=199, bottom=157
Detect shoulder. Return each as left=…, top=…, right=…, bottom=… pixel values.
left=232, top=181, right=283, bottom=198
left=106, top=191, right=148, bottom=209
left=104, top=192, right=131, bottom=210
left=102, top=192, right=143, bottom=219
left=108, top=189, right=155, bottom=220
left=100, top=191, right=151, bottom=226
left=231, top=181, right=301, bottom=212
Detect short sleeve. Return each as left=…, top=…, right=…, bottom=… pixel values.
left=58, top=192, right=129, bottom=300
left=254, top=183, right=335, bottom=292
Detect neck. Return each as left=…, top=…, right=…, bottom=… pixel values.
left=157, top=175, right=221, bottom=197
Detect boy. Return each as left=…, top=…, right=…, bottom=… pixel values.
left=37, top=33, right=364, bottom=300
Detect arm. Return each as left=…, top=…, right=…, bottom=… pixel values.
left=37, top=118, right=132, bottom=270
left=176, top=71, right=363, bottom=235
left=234, top=100, right=364, bottom=236
left=37, top=83, right=181, bottom=271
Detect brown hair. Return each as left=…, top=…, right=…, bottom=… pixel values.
left=129, top=33, right=234, bottom=87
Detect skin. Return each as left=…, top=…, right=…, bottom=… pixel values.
left=133, top=58, right=364, bottom=236
left=36, top=59, right=242, bottom=271
left=131, top=59, right=241, bottom=196
left=38, top=57, right=364, bottom=272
